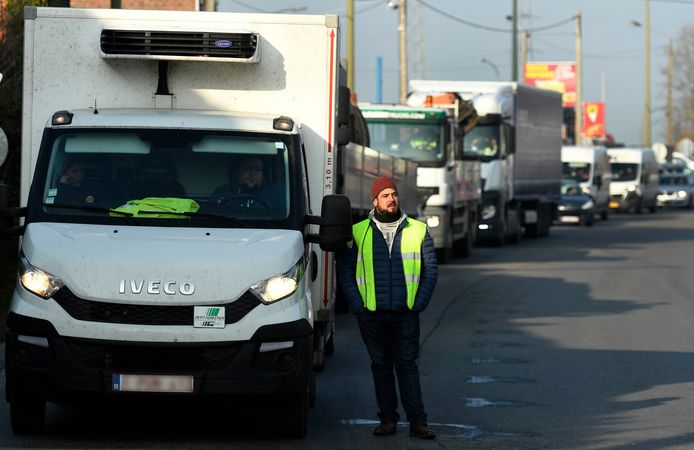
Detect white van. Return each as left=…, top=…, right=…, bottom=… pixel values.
left=562, top=146, right=611, bottom=220
left=607, top=148, right=659, bottom=213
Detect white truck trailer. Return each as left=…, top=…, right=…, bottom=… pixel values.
left=408, top=81, right=562, bottom=245
left=0, top=7, right=353, bottom=437
left=360, top=100, right=481, bottom=263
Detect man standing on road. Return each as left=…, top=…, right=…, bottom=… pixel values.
left=338, top=176, right=438, bottom=440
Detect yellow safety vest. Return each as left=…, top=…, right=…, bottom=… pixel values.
left=111, top=197, right=199, bottom=218
left=353, top=217, right=427, bottom=311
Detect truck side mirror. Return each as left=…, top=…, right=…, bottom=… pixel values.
left=306, top=195, right=352, bottom=252
left=336, top=86, right=352, bottom=146
left=0, top=184, right=26, bottom=237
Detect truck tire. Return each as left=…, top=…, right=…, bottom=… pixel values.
left=506, top=208, right=522, bottom=244
left=276, top=392, right=308, bottom=439
left=10, top=395, right=46, bottom=435
left=453, top=228, right=473, bottom=258
left=436, top=246, right=452, bottom=264
left=600, top=209, right=609, bottom=220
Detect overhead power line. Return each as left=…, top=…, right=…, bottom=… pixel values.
left=414, top=0, right=575, bottom=34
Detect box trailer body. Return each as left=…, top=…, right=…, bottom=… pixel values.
left=2, top=7, right=351, bottom=437
left=607, top=147, right=659, bottom=213
left=360, top=103, right=481, bottom=262
left=408, top=81, right=562, bottom=244
left=561, top=145, right=611, bottom=219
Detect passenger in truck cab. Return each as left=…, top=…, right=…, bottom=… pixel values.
left=409, top=127, right=438, bottom=152
left=54, top=159, right=92, bottom=204
left=209, top=155, right=285, bottom=210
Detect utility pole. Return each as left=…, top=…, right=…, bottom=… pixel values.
left=347, top=0, right=355, bottom=91
left=398, top=0, right=408, bottom=103
left=644, top=0, right=652, bottom=147
left=520, top=29, right=529, bottom=82
left=667, top=38, right=673, bottom=146
left=512, top=0, right=518, bottom=81
left=575, top=12, right=582, bottom=145
left=203, top=0, right=214, bottom=12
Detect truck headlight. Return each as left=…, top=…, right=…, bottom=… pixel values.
left=581, top=200, right=594, bottom=210
left=19, top=252, right=64, bottom=299
left=426, top=215, right=440, bottom=228
left=250, top=258, right=304, bottom=304
left=627, top=184, right=636, bottom=192
left=481, top=205, right=496, bottom=220
left=678, top=190, right=687, bottom=198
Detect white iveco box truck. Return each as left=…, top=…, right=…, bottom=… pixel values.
left=0, top=7, right=352, bottom=437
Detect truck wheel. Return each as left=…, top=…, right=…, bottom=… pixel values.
left=10, top=395, right=46, bottom=435
left=276, top=392, right=308, bottom=438
left=634, top=198, right=643, bottom=214
left=308, top=372, right=317, bottom=409
left=506, top=208, right=522, bottom=244
left=600, top=209, right=609, bottom=220
left=453, top=230, right=473, bottom=258
left=436, top=246, right=451, bottom=264
left=649, top=202, right=657, bottom=213
left=325, top=332, right=335, bottom=356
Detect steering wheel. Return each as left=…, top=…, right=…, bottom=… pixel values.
left=220, top=194, right=270, bottom=209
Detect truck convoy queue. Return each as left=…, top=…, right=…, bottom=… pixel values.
left=0, top=6, right=678, bottom=439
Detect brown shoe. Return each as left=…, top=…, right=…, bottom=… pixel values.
left=373, top=422, right=397, bottom=436
left=409, top=424, right=436, bottom=439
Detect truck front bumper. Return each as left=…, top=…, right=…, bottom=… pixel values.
left=5, top=312, right=313, bottom=404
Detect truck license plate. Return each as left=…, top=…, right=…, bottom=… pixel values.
left=609, top=201, right=619, bottom=209
left=112, top=374, right=194, bottom=393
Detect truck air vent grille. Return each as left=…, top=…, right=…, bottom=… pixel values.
left=100, top=30, right=260, bottom=62
left=66, top=339, right=243, bottom=372
left=52, top=288, right=261, bottom=326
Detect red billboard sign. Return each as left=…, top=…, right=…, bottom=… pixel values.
left=524, top=62, right=577, bottom=107
left=582, top=102, right=605, bottom=138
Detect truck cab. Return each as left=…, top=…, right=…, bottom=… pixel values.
left=360, top=103, right=481, bottom=262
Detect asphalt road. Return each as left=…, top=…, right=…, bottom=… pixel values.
left=3, top=210, right=694, bottom=449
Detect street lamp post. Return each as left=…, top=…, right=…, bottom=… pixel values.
left=481, top=58, right=500, bottom=81
left=631, top=9, right=674, bottom=146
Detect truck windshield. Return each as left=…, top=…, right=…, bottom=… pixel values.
left=366, top=122, right=444, bottom=164
left=463, top=125, right=500, bottom=162
left=610, top=163, right=638, bottom=182
left=34, top=129, right=298, bottom=228
left=562, top=162, right=591, bottom=182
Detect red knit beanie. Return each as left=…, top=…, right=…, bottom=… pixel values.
left=371, top=177, right=398, bottom=199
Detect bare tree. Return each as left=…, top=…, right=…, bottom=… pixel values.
left=671, top=24, right=694, bottom=141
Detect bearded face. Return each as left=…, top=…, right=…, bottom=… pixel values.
left=372, top=188, right=400, bottom=217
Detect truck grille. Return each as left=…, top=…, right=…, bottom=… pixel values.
left=66, top=339, right=242, bottom=372
left=52, top=288, right=261, bottom=326
left=100, top=30, right=259, bottom=61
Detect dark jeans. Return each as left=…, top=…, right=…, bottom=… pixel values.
left=356, top=309, right=427, bottom=426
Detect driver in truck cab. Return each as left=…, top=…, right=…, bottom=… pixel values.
left=209, top=154, right=285, bottom=210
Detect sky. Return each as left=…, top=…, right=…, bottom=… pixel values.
left=217, top=0, right=694, bottom=146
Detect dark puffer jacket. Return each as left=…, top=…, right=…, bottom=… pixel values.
left=338, top=217, right=438, bottom=314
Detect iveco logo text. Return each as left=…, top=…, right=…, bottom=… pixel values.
left=214, top=40, right=232, bottom=48
left=118, top=280, right=195, bottom=295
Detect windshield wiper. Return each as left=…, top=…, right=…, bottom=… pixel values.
left=133, top=210, right=249, bottom=228
left=44, top=203, right=133, bottom=216
left=43, top=203, right=143, bottom=224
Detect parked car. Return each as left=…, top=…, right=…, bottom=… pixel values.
left=557, top=179, right=595, bottom=226
left=657, top=173, right=694, bottom=208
